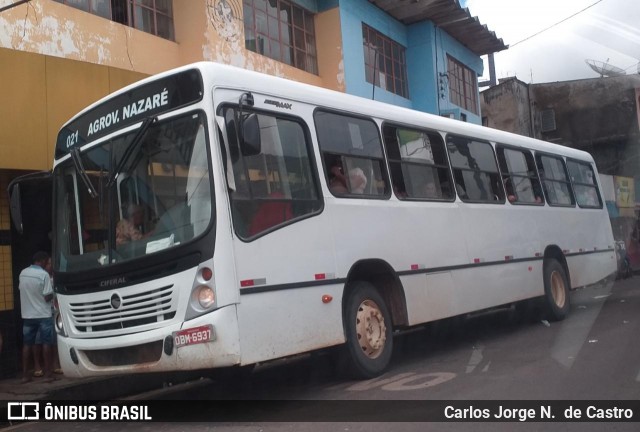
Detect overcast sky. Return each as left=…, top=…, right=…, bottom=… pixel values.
left=464, top=0, right=640, bottom=84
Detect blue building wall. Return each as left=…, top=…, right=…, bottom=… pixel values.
left=339, top=0, right=412, bottom=108
left=337, top=0, right=485, bottom=124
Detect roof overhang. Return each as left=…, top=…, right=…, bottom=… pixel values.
left=368, top=0, right=508, bottom=56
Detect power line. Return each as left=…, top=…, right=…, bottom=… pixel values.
left=0, top=0, right=31, bottom=13
left=510, top=0, right=606, bottom=48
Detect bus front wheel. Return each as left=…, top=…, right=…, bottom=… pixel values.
left=543, top=259, right=571, bottom=321
left=342, top=281, right=393, bottom=379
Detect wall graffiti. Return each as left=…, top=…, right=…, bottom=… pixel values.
left=206, top=0, right=242, bottom=41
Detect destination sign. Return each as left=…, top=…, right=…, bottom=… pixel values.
left=55, top=69, right=203, bottom=158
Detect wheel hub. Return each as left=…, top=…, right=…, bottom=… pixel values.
left=355, top=299, right=387, bottom=359
left=550, top=270, right=566, bottom=308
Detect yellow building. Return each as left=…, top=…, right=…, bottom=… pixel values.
left=0, top=0, right=344, bottom=377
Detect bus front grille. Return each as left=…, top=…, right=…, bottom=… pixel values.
left=68, top=285, right=177, bottom=333
left=82, top=340, right=163, bottom=366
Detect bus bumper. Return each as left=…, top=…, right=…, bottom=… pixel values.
left=57, top=304, right=241, bottom=378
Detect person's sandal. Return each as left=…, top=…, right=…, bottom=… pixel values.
left=54, top=368, right=64, bottom=375
left=33, top=370, right=44, bottom=378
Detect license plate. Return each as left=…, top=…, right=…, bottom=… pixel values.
left=173, top=325, right=215, bottom=348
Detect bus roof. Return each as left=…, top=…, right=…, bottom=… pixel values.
left=60, top=61, right=595, bottom=164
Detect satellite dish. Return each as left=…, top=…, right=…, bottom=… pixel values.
left=585, top=59, right=626, bottom=77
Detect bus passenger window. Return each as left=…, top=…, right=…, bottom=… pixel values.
left=497, top=146, right=544, bottom=205
left=315, top=111, right=389, bottom=198
left=535, top=154, right=575, bottom=207
left=446, top=135, right=504, bottom=203
left=567, top=160, right=602, bottom=208
left=382, top=125, right=453, bottom=201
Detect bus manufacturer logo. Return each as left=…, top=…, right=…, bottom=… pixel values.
left=110, top=293, right=122, bottom=310
left=264, top=99, right=292, bottom=110
left=99, top=277, right=127, bottom=288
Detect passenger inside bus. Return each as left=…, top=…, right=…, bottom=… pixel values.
left=503, top=177, right=517, bottom=203
left=116, top=204, right=154, bottom=245
left=422, top=180, right=440, bottom=199
left=328, top=157, right=348, bottom=194
left=348, top=167, right=368, bottom=194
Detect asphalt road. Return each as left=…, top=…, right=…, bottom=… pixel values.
left=7, top=276, right=640, bottom=431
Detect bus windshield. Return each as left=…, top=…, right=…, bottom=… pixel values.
left=54, top=111, right=212, bottom=273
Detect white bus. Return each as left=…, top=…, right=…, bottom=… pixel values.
left=10, top=62, right=616, bottom=379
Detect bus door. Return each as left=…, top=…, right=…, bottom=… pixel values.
left=213, top=89, right=342, bottom=364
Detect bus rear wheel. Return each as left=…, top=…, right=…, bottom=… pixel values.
left=543, top=259, right=570, bottom=321
left=342, top=281, right=393, bottom=379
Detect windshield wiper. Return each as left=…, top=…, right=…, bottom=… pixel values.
left=107, top=116, right=157, bottom=188
left=70, top=148, right=98, bottom=198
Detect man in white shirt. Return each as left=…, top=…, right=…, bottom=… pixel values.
left=19, top=251, right=54, bottom=383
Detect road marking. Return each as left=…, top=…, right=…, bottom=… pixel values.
left=466, top=346, right=484, bottom=373
left=380, top=372, right=456, bottom=391
left=346, top=371, right=456, bottom=391
left=346, top=372, right=415, bottom=391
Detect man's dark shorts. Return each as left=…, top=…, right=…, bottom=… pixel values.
left=23, top=318, right=54, bottom=345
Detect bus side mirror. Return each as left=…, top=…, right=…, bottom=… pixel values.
left=8, top=183, right=23, bottom=234
left=240, top=113, right=261, bottom=156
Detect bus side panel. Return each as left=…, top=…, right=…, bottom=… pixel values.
left=237, top=285, right=345, bottom=365
left=462, top=205, right=542, bottom=270
left=402, top=272, right=455, bottom=325
left=233, top=214, right=344, bottom=365
left=566, top=252, right=616, bottom=288
left=449, top=261, right=544, bottom=315
left=536, top=207, right=616, bottom=288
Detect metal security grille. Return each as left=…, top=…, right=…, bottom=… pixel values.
left=69, top=285, right=176, bottom=333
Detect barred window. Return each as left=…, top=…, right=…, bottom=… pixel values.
left=54, top=0, right=174, bottom=40
left=243, top=0, right=318, bottom=74
left=362, top=24, right=409, bottom=98
left=447, top=55, right=478, bottom=114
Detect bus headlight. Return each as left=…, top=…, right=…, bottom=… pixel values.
left=197, top=286, right=216, bottom=308
left=55, top=312, right=67, bottom=337
left=185, top=263, right=217, bottom=321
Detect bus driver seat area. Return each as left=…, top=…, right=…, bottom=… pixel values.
left=247, top=191, right=293, bottom=237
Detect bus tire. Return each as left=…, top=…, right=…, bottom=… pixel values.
left=342, top=281, right=393, bottom=379
left=543, top=259, right=571, bottom=321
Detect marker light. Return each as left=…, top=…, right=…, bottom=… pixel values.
left=55, top=312, right=66, bottom=336
left=197, top=286, right=216, bottom=308
left=201, top=267, right=213, bottom=281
